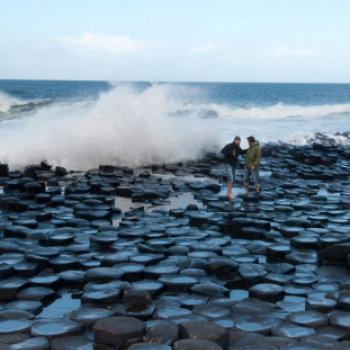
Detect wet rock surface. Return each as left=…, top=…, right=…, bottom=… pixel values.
left=2, top=138, right=350, bottom=348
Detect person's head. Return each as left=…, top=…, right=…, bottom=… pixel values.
left=247, top=136, right=255, bottom=145
left=234, top=135, right=241, bottom=145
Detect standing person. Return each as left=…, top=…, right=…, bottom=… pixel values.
left=221, top=136, right=245, bottom=198
left=244, top=136, right=261, bottom=194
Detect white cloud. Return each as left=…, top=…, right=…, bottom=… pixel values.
left=59, top=32, right=161, bottom=55
left=271, top=45, right=317, bottom=57
left=191, top=44, right=214, bottom=53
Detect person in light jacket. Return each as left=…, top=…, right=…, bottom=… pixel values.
left=244, top=135, right=261, bottom=194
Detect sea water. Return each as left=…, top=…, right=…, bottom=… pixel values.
left=0, top=80, right=350, bottom=170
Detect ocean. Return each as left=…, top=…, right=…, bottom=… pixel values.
left=0, top=80, right=350, bottom=170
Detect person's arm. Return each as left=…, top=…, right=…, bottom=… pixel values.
left=221, top=144, right=233, bottom=155
left=250, top=147, right=261, bottom=168
left=239, top=146, right=247, bottom=155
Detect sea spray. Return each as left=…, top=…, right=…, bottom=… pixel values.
left=0, top=84, right=219, bottom=170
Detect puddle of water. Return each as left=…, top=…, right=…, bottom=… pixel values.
left=230, top=289, right=249, bottom=301
left=36, top=293, right=80, bottom=319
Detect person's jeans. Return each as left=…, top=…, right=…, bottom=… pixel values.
left=243, top=166, right=260, bottom=188
left=224, top=163, right=236, bottom=183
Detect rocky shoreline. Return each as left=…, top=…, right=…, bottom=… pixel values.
left=1, top=134, right=350, bottom=349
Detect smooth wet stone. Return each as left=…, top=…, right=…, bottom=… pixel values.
left=5, top=300, right=43, bottom=315
left=85, top=267, right=124, bottom=282
left=57, top=270, right=85, bottom=287
left=93, top=316, right=145, bottom=348
left=81, top=289, right=121, bottom=304
left=0, top=308, right=35, bottom=320
left=16, top=286, right=55, bottom=302
left=249, top=283, right=284, bottom=302
left=232, top=299, right=274, bottom=315
left=31, top=319, right=83, bottom=339
left=132, top=280, right=164, bottom=297
left=50, top=336, right=100, bottom=350
left=174, top=338, right=223, bottom=350
left=228, top=329, right=266, bottom=347
left=48, top=256, right=80, bottom=272
left=113, top=263, right=144, bottom=282
left=329, top=310, right=350, bottom=331
left=293, top=273, right=318, bottom=285
left=192, top=305, right=231, bottom=320
left=143, top=319, right=178, bottom=345
left=0, top=320, right=32, bottom=334
left=290, top=236, right=318, bottom=250
left=286, top=311, right=329, bottom=329
left=190, top=283, right=229, bottom=297
left=70, top=307, right=113, bottom=328
left=178, top=321, right=228, bottom=349
left=238, top=263, right=268, bottom=287
left=144, top=265, right=180, bottom=279
left=159, top=275, right=198, bottom=292
left=320, top=243, right=350, bottom=265
left=271, top=322, right=316, bottom=339
left=300, top=335, right=338, bottom=349
left=4, top=337, right=50, bottom=350
left=305, top=298, right=337, bottom=313
left=129, top=344, right=172, bottom=350
left=286, top=252, right=318, bottom=266
left=235, top=316, right=282, bottom=336
left=316, top=326, right=348, bottom=340
left=0, top=253, right=26, bottom=265
left=0, top=277, right=28, bottom=301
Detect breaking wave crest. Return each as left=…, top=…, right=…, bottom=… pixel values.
left=0, top=85, right=219, bottom=170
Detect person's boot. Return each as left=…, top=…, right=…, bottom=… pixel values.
left=256, top=186, right=260, bottom=193
left=226, top=182, right=234, bottom=198
left=244, top=185, right=249, bottom=195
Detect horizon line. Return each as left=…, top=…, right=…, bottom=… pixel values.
left=1, top=78, right=350, bottom=85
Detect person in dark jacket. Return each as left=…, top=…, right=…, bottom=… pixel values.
left=221, top=135, right=245, bottom=198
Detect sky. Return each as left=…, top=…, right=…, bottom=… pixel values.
left=0, top=0, right=349, bottom=83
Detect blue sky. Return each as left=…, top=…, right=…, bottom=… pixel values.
left=1, top=0, right=349, bottom=82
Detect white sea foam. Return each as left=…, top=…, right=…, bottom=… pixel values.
left=0, top=93, right=23, bottom=113
left=0, top=84, right=218, bottom=170
left=188, top=101, right=350, bottom=120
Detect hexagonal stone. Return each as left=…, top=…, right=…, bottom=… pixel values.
left=153, top=307, right=192, bottom=320
left=192, top=305, right=231, bottom=320
left=50, top=335, right=101, bottom=350
left=249, top=283, right=284, bottom=302
left=85, top=267, right=124, bottom=282
left=49, top=256, right=80, bottom=273
left=16, top=287, right=55, bottom=302
left=178, top=321, right=229, bottom=349
left=190, top=283, right=229, bottom=297
left=5, top=337, right=50, bottom=350
left=5, top=300, right=43, bottom=314
left=159, top=275, right=198, bottom=292
left=174, top=338, right=223, bottom=350
left=0, top=319, right=32, bottom=334
left=0, top=277, right=28, bottom=301
left=272, top=322, right=316, bottom=339
left=305, top=298, right=337, bottom=313
left=330, top=310, right=350, bottom=331
left=235, top=316, right=283, bottom=336
left=0, top=308, right=34, bottom=320
left=70, top=307, right=113, bottom=328
left=129, top=344, right=171, bottom=350
left=93, top=316, right=145, bottom=347
left=31, top=319, right=83, bottom=339
left=232, top=298, right=274, bottom=315
left=286, top=311, right=329, bottom=328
